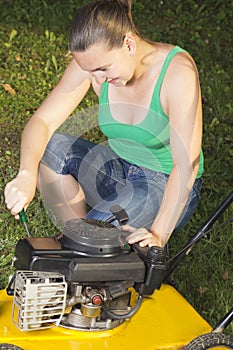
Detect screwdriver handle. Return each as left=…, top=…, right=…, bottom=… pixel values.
left=19, top=209, right=27, bottom=223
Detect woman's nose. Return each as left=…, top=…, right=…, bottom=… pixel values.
left=93, top=72, right=107, bottom=85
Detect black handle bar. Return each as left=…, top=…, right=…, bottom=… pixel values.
left=166, top=190, right=233, bottom=277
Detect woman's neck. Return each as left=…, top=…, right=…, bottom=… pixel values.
left=130, top=38, right=157, bottom=82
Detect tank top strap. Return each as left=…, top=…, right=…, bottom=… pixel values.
left=99, top=46, right=187, bottom=107
left=99, top=81, right=108, bottom=104
left=152, top=46, right=187, bottom=102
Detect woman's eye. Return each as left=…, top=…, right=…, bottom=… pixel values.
left=100, top=67, right=109, bottom=72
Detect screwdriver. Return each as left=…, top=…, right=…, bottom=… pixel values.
left=19, top=209, right=31, bottom=237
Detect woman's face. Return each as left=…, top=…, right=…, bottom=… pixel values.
left=73, top=40, right=136, bottom=86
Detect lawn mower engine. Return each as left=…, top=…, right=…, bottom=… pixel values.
left=7, top=218, right=167, bottom=332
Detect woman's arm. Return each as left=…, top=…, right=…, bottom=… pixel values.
left=125, top=52, right=203, bottom=247
left=4, top=58, right=91, bottom=217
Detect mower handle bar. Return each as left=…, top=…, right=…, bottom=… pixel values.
left=166, top=190, right=233, bottom=277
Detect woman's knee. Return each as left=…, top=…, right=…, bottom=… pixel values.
left=41, top=133, right=77, bottom=174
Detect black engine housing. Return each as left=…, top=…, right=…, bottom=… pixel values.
left=13, top=218, right=167, bottom=295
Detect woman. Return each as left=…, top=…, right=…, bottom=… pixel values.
left=4, top=0, right=203, bottom=248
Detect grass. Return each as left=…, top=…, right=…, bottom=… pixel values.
left=0, top=0, right=232, bottom=337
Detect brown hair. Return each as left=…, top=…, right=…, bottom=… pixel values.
left=70, top=0, right=139, bottom=52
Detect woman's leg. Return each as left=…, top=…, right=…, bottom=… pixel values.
left=86, top=170, right=168, bottom=229
left=39, top=132, right=202, bottom=232
left=87, top=167, right=202, bottom=234
left=38, top=133, right=126, bottom=224
left=38, top=163, right=87, bottom=223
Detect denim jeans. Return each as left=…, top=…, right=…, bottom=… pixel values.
left=41, top=133, right=202, bottom=231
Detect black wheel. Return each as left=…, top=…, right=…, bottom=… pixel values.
left=0, top=344, right=23, bottom=350
left=183, top=332, right=233, bottom=349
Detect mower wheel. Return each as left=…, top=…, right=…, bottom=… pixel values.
left=183, top=332, right=233, bottom=349
left=0, top=345, right=23, bottom=350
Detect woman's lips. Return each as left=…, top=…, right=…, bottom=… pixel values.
left=108, top=78, right=119, bottom=84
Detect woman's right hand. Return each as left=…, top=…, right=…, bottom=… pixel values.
left=4, top=169, right=37, bottom=219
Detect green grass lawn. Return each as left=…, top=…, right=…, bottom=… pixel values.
left=0, top=0, right=232, bottom=336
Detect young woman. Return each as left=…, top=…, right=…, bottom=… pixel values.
left=4, top=0, right=203, bottom=248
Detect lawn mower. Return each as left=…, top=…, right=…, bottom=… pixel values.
left=0, top=191, right=232, bottom=350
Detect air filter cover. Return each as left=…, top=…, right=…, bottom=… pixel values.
left=60, top=218, right=130, bottom=257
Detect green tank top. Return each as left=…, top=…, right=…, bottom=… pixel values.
left=98, top=46, right=204, bottom=177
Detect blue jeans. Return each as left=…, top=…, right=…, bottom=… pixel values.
left=41, top=133, right=202, bottom=231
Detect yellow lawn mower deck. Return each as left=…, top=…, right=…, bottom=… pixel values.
left=0, top=284, right=211, bottom=350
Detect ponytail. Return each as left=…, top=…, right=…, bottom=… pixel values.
left=70, top=0, right=139, bottom=52
left=111, top=0, right=132, bottom=16
left=110, top=0, right=133, bottom=23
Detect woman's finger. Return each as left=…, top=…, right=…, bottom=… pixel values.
left=121, top=224, right=136, bottom=233
left=126, top=228, right=152, bottom=244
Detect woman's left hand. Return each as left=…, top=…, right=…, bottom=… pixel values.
left=121, top=225, right=162, bottom=247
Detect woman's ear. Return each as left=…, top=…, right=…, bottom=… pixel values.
left=124, top=33, right=136, bottom=56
